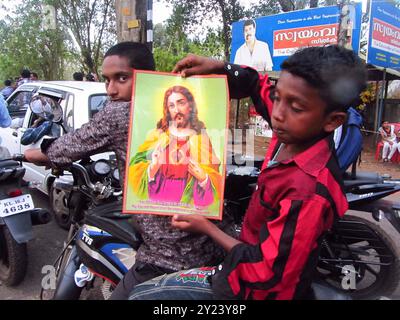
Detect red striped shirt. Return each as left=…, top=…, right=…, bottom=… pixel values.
left=211, top=63, right=348, bottom=300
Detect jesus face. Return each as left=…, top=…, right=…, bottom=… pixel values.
left=167, top=92, right=192, bottom=129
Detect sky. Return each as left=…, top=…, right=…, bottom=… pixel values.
left=152, top=0, right=369, bottom=25
left=0, top=0, right=369, bottom=24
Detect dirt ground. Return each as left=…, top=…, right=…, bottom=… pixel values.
left=358, top=149, right=400, bottom=179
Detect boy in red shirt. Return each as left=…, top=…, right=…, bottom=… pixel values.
left=128, top=45, right=367, bottom=300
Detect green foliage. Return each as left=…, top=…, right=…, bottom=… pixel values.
left=0, top=0, right=116, bottom=81
left=247, top=1, right=281, bottom=18
left=48, top=0, right=116, bottom=76
left=153, top=3, right=225, bottom=72
left=163, top=0, right=247, bottom=60
left=0, top=0, right=68, bottom=81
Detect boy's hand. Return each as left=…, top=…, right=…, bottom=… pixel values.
left=172, top=54, right=225, bottom=78
left=171, top=214, right=212, bottom=235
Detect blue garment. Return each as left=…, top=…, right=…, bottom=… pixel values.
left=129, top=267, right=215, bottom=300
left=0, top=94, right=11, bottom=128
left=0, top=86, right=14, bottom=100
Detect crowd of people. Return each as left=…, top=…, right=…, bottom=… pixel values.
left=0, top=69, right=100, bottom=101
left=0, top=69, right=40, bottom=100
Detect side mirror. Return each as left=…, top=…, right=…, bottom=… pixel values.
left=29, top=95, right=63, bottom=123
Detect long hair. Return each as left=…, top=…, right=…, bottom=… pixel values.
left=157, top=86, right=205, bottom=134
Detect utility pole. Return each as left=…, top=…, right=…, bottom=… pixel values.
left=337, top=0, right=353, bottom=50
left=115, top=0, right=153, bottom=49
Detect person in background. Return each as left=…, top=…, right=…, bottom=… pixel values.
left=86, top=73, right=98, bottom=82
left=0, top=80, right=14, bottom=100
left=17, top=69, right=32, bottom=87
left=378, top=120, right=399, bottom=162
left=73, top=72, right=84, bottom=81
left=30, top=72, right=39, bottom=81
left=0, top=94, right=11, bottom=128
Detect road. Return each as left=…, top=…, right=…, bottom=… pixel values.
left=0, top=189, right=67, bottom=300
left=0, top=188, right=400, bottom=300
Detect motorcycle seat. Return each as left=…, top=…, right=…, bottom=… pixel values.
left=85, top=214, right=142, bottom=250
left=343, top=171, right=383, bottom=192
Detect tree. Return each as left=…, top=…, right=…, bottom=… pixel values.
left=0, top=0, right=68, bottom=80
left=153, top=4, right=225, bottom=72
left=276, top=0, right=338, bottom=12
left=49, top=0, right=117, bottom=76
left=246, top=1, right=280, bottom=19
left=164, top=0, right=247, bottom=60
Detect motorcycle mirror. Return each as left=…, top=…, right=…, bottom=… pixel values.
left=29, top=95, right=63, bottom=123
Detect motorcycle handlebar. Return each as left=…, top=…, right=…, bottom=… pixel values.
left=70, top=163, right=97, bottom=190
left=13, top=154, right=27, bottom=162
left=70, top=163, right=121, bottom=197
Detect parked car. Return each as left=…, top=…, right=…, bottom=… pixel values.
left=0, top=81, right=108, bottom=229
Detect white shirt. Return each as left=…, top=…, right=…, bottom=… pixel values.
left=234, top=40, right=273, bottom=72
left=379, top=125, right=397, bottom=142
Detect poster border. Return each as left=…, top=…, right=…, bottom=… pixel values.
left=122, top=69, right=230, bottom=221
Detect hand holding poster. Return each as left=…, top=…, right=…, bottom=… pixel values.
left=123, top=71, right=229, bottom=220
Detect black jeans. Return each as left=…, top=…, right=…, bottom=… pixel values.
left=109, top=261, right=175, bottom=300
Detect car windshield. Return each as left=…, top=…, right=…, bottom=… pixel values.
left=89, top=94, right=108, bottom=118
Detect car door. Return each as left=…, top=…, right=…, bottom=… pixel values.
left=19, top=89, right=66, bottom=193
left=0, top=87, right=37, bottom=156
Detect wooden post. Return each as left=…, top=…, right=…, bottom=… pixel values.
left=337, top=0, right=354, bottom=50
left=116, top=0, right=147, bottom=43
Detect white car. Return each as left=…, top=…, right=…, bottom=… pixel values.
left=1, top=81, right=108, bottom=228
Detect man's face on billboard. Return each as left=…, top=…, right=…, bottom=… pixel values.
left=244, top=24, right=255, bottom=44
left=168, top=92, right=191, bottom=129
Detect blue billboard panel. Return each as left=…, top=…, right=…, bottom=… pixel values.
left=231, top=4, right=362, bottom=71
left=367, top=1, right=400, bottom=69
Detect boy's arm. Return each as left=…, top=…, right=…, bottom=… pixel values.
left=173, top=54, right=274, bottom=123
left=171, top=214, right=241, bottom=252
left=25, top=101, right=125, bottom=168
left=211, top=197, right=340, bottom=300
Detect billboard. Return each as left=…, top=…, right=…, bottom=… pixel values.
left=367, top=1, right=400, bottom=69
left=231, top=4, right=362, bottom=71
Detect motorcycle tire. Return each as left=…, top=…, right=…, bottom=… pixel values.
left=317, top=215, right=400, bottom=300
left=49, top=184, right=72, bottom=231
left=41, top=243, right=82, bottom=300
left=0, top=226, right=28, bottom=286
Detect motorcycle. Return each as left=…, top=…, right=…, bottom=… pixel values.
left=40, top=158, right=140, bottom=300
left=225, top=155, right=400, bottom=300
left=0, top=152, right=51, bottom=286
left=39, top=150, right=400, bottom=300
left=32, top=93, right=400, bottom=300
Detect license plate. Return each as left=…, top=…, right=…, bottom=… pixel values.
left=0, top=194, right=35, bottom=218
